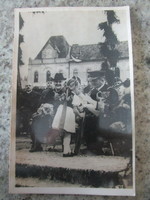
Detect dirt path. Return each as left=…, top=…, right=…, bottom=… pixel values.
left=16, top=149, right=129, bottom=172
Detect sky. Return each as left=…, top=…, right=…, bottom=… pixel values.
left=19, top=8, right=129, bottom=78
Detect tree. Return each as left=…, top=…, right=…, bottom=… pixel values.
left=17, top=14, right=24, bottom=89
left=19, top=13, right=24, bottom=31
left=98, top=10, right=121, bottom=86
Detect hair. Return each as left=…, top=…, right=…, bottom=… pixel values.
left=67, top=78, right=79, bottom=87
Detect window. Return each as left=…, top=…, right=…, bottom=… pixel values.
left=59, top=69, right=64, bottom=74
left=73, top=69, right=78, bottom=76
left=87, top=68, right=91, bottom=77
left=34, top=71, right=38, bottom=82
left=46, top=71, right=51, bottom=82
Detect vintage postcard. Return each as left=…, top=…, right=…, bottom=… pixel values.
left=10, top=6, right=135, bottom=196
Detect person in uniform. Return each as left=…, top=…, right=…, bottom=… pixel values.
left=83, top=70, right=108, bottom=154
left=89, top=70, right=108, bottom=101
left=83, top=72, right=93, bottom=95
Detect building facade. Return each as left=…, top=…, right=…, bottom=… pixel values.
left=27, top=35, right=129, bottom=88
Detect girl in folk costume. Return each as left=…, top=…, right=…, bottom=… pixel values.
left=52, top=78, right=80, bottom=157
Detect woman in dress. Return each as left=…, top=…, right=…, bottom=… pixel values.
left=52, top=78, right=79, bottom=157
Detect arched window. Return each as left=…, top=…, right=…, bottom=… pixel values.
left=73, top=68, right=78, bottom=76
left=46, top=71, right=51, bottom=82
left=87, top=68, right=91, bottom=78
left=87, top=68, right=91, bottom=73
left=34, top=71, right=38, bottom=82
left=59, top=69, right=64, bottom=74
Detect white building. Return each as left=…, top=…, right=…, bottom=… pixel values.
left=28, top=35, right=70, bottom=88
left=27, top=35, right=129, bottom=88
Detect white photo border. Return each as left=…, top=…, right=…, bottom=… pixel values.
left=9, top=6, right=135, bottom=196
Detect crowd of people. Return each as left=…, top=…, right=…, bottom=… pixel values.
left=17, top=68, right=132, bottom=157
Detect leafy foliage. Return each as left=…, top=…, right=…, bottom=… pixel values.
left=19, top=13, right=24, bottom=30
left=18, top=14, right=24, bottom=66
left=18, top=14, right=24, bottom=90
left=105, top=10, right=120, bottom=25
left=18, top=34, right=24, bottom=65
left=98, top=21, right=119, bottom=49
left=98, top=10, right=121, bottom=86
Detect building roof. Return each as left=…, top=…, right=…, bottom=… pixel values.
left=70, top=41, right=128, bottom=62
left=35, top=35, right=70, bottom=59
left=70, top=44, right=102, bottom=61
left=35, top=34, right=128, bottom=62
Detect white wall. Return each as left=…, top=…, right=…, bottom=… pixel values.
left=70, top=61, right=102, bottom=85
left=70, top=59, right=130, bottom=85
left=117, top=59, right=130, bottom=81
left=28, top=58, right=129, bottom=88
left=28, top=62, right=69, bottom=87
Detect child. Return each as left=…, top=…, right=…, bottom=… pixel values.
left=52, top=78, right=78, bottom=157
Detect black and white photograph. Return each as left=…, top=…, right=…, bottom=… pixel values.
left=10, top=6, right=135, bottom=196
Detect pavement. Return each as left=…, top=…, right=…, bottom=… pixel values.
left=15, top=136, right=132, bottom=188
left=16, top=149, right=130, bottom=173
left=16, top=136, right=130, bottom=172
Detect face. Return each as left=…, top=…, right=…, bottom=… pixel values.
left=87, top=75, right=92, bottom=87
left=25, top=85, right=32, bottom=93
left=73, top=69, right=78, bottom=77
left=91, top=77, right=105, bottom=88
left=73, top=72, right=78, bottom=77
left=54, top=80, right=64, bottom=92
left=68, top=84, right=76, bottom=91
left=46, top=81, right=53, bottom=88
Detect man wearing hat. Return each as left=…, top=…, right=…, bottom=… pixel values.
left=88, top=70, right=108, bottom=101
left=29, top=73, right=67, bottom=152
left=53, top=73, right=66, bottom=93
left=83, top=70, right=108, bottom=154
left=52, top=73, right=67, bottom=111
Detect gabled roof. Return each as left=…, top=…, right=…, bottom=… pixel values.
left=35, top=35, right=70, bottom=59
left=35, top=34, right=128, bottom=62
left=70, top=41, right=128, bottom=62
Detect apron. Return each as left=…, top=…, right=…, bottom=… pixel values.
left=52, top=103, right=76, bottom=133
